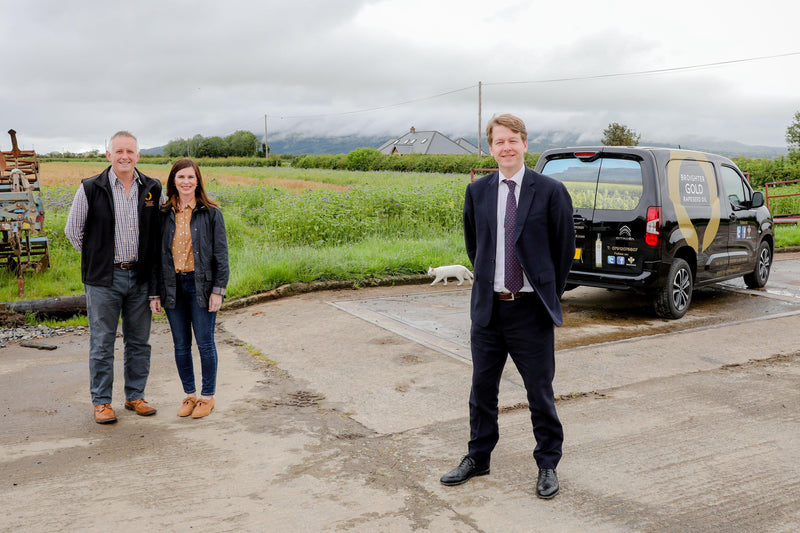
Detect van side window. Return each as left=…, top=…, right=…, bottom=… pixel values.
left=720, top=166, right=751, bottom=209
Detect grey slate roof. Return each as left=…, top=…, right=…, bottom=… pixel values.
left=454, top=137, right=480, bottom=153
left=378, top=127, right=477, bottom=155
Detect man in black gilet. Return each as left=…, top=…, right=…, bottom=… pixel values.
left=65, top=131, right=161, bottom=424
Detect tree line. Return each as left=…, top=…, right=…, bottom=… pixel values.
left=162, top=130, right=263, bottom=158
left=599, top=116, right=800, bottom=187
left=154, top=114, right=800, bottom=163
left=42, top=115, right=800, bottom=188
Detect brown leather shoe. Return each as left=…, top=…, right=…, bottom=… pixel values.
left=191, top=397, right=214, bottom=418
left=178, top=396, right=197, bottom=417
left=94, top=403, right=117, bottom=424
left=124, top=398, right=157, bottom=416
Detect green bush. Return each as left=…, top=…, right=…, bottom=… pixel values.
left=734, top=156, right=800, bottom=189
left=292, top=154, right=348, bottom=170
left=346, top=148, right=381, bottom=171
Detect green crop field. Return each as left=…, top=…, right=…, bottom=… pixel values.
left=0, top=164, right=472, bottom=304
left=4, top=163, right=800, bottom=309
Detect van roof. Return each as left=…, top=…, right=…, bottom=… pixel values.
left=540, top=146, right=735, bottom=165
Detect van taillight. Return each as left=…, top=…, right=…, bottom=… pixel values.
left=645, top=206, right=661, bottom=246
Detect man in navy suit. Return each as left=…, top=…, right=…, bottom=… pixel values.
left=440, top=114, right=575, bottom=499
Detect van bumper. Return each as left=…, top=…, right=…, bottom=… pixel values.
left=567, top=263, right=666, bottom=292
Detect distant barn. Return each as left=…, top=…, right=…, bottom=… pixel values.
left=378, top=127, right=478, bottom=155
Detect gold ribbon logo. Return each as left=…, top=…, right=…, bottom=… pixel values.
left=667, top=150, right=720, bottom=252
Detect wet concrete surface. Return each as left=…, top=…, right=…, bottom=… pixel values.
left=3, top=253, right=800, bottom=531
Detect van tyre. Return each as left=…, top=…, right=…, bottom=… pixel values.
left=743, top=240, right=771, bottom=288
left=654, top=258, right=692, bottom=319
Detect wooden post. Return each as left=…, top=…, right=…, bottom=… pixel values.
left=8, top=129, right=20, bottom=158
left=477, top=82, right=482, bottom=157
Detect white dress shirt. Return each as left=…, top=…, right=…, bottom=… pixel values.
left=493, top=166, right=533, bottom=293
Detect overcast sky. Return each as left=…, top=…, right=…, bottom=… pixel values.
left=2, top=0, right=799, bottom=154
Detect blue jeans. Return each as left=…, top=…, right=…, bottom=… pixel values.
left=165, top=272, right=218, bottom=396
left=85, top=268, right=152, bottom=405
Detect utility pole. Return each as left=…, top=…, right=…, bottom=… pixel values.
left=264, top=113, right=269, bottom=158
left=477, top=81, right=482, bottom=156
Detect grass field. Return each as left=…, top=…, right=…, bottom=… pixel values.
left=0, top=163, right=472, bottom=304
left=765, top=182, right=800, bottom=216
left=4, top=162, right=800, bottom=309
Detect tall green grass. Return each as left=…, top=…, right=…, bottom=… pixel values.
left=764, top=182, right=800, bottom=215
left=774, top=225, right=800, bottom=248
left=219, top=181, right=463, bottom=247
left=0, top=170, right=470, bottom=302
left=7, top=164, right=798, bottom=304
left=228, top=234, right=466, bottom=298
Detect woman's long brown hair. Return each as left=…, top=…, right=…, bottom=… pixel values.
left=164, top=158, right=219, bottom=211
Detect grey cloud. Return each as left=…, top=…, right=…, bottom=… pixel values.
left=2, top=0, right=797, bottom=153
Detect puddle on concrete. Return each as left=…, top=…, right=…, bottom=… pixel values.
left=330, top=285, right=800, bottom=363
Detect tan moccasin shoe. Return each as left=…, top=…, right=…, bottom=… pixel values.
left=178, top=396, right=197, bottom=417
left=94, top=403, right=117, bottom=424
left=192, top=397, right=214, bottom=419
left=124, top=398, right=157, bottom=416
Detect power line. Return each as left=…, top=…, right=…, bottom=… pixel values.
left=273, top=85, right=477, bottom=120
left=483, top=50, right=800, bottom=87
left=264, top=50, right=800, bottom=122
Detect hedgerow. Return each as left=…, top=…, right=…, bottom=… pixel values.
left=291, top=152, right=540, bottom=174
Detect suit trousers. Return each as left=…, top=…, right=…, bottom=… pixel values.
left=467, top=294, right=563, bottom=469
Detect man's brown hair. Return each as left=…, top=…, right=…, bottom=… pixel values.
left=486, top=114, right=527, bottom=145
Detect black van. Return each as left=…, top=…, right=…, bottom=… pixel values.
left=534, top=147, right=774, bottom=319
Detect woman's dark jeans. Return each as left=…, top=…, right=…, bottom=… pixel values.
left=165, top=272, right=218, bottom=396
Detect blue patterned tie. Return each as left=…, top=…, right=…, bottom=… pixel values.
left=503, top=179, right=523, bottom=294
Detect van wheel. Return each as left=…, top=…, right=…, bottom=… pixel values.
left=654, top=258, right=692, bottom=319
left=743, top=240, right=771, bottom=288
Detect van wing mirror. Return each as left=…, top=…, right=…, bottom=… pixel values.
left=751, top=191, right=765, bottom=208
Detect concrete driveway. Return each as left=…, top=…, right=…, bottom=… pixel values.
left=2, top=254, right=800, bottom=532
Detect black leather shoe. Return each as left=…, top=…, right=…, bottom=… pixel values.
left=440, top=456, right=490, bottom=486
left=536, top=468, right=559, bottom=499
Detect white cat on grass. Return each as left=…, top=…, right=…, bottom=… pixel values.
left=427, top=265, right=474, bottom=286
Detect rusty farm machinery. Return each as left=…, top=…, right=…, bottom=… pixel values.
left=0, top=129, right=49, bottom=296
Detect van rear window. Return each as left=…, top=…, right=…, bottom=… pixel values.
left=542, top=157, right=643, bottom=210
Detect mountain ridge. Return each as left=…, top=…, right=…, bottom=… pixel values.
left=142, top=132, right=787, bottom=159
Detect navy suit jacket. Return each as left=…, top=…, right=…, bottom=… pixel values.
left=463, top=167, right=575, bottom=327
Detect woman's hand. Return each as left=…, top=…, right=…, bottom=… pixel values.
left=149, top=298, right=162, bottom=314
left=209, top=293, right=223, bottom=313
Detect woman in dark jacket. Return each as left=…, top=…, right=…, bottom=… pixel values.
left=150, top=158, right=229, bottom=418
